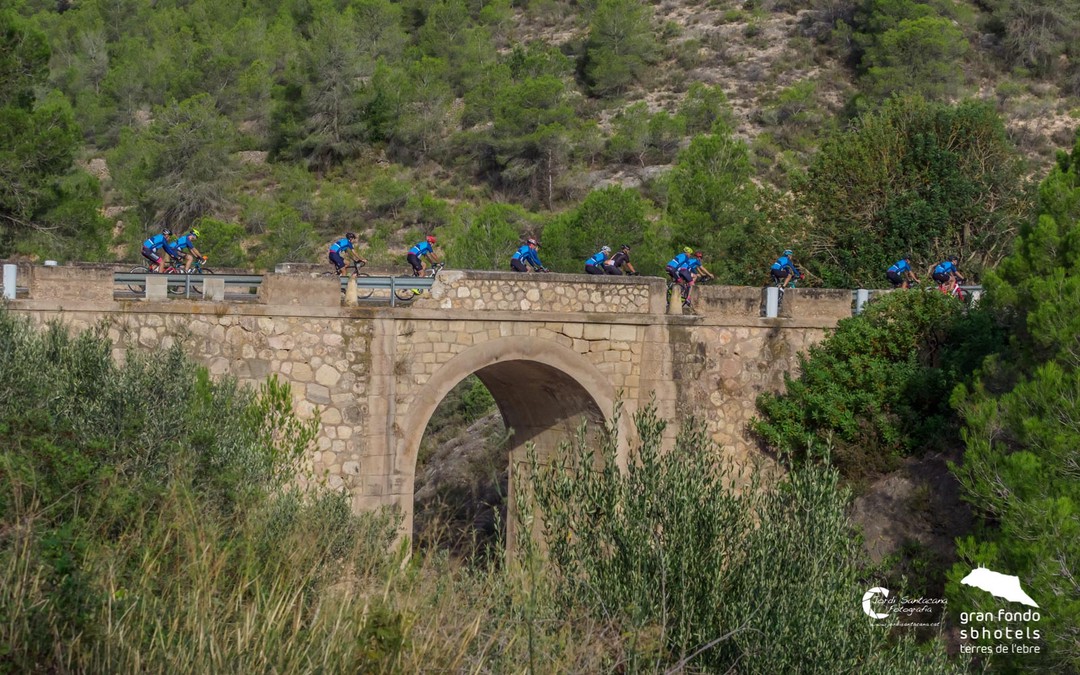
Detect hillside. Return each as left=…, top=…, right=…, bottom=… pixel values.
left=0, top=0, right=1077, bottom=287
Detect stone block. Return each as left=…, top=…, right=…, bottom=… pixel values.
left=29, top=265, right=114, bottom=303
left=259, top=274, right=340, bottom=307
left=583, top=324, right=610, bottom=341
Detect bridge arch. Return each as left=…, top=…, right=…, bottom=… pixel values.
left=395, top=336, right=634, bottom=541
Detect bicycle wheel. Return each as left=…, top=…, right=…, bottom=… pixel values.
left=354, top=273, right=373, bottom=300
left=186, top=266, right=211, bottom=296
left=394, top=276, right=419, bottom=301
left=127, top=266, right=150, bottom=295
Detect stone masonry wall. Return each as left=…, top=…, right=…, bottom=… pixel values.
left=418, top=270, right=661, bottom=314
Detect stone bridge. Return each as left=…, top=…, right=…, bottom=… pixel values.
left=4, top=265, right=856, bottom=538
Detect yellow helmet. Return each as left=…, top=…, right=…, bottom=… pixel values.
left=683, top=246, right=693, bottom=255
left=189, top=228, right=201, bottom=238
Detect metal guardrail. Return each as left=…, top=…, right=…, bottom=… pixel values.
left=111, top=272, right=438, bottom=304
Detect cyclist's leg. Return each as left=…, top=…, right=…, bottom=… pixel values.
left=329, top=251, right=346, bottom=275
left=886, top=270, right=903, bottom=288
left=604, top=264, right=622, bottom=275
left=510, top=258, right=527, bottom=273
left=585, top=264, right=604, bottom=275
left=407, top=252, right=423, bottom=277
left=678, top=269, right=694, bottom=299
left=142, top=247, right=164, bottom=273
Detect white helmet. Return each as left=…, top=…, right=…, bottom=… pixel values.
left=601, top=245, right=611, bottom=253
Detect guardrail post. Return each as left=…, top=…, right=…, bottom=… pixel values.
left=203, top=277, right=225, bottom=301
left=765, top=287, right=779, bottom=318
left=2, top=264, right=15, bottom=300
left=145, top=275, right=168, bottom=301
left=389, top=277, right=397, bottom=307
left=855, top=289, right=870, bottom=314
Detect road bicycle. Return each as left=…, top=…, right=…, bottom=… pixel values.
left=321, top=260, right=373, bottom=300
left=666, top=273, right=712, bottom=310
left=395, top=261, right=445, bottom=301
left=127, top=256, right=214, bottom=296
left=939, top=279, right=966, bottom=302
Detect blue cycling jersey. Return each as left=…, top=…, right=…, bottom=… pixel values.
left=512, top=245, right=543, bottom=268
left=409, top=241, right=433, bottom=257
left=888, top=259, right=910, bottom=274
left=143, top=233, right=168, bottom=250
left=175, top=235, right=197, bottom=251
left=679, top=258, right=702, bottom=272
left=771, top=255, right=796, bottom=273
left=666, top=253, right=689, bottom=268
left=934, top=261, right=956, bottom=276
left=585, top=251, right=607, bottom=266
left=329, top=237, right=353, bottom=253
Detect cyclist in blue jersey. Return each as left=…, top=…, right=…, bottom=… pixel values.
left=929, top=256, right=963, bottom=286
left=770, top=250, right=800, bottom=286
left=665, top=247, right=694, bottom=282
left=511, top=238, right=547, bottom=272
left=676, top=251, right=715, bottom=306
left=141, top=228, right=174, bottom=273
left=886, top=255, right=919, bottom=288
left=328, top=233, right=367, bottom=276
left=584, top=246, right=611, bottom=275
left=174, top=228, right=206, bottom=272
left=408, top=235, right=440, bottom=276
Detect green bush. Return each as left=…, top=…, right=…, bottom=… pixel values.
left=751, top=289, right=1002, bottom=481
left=518, top=403, right=959, bottom=673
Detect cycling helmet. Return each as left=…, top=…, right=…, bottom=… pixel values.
left=526, top=238, right=538, bottom=246
left=346, top=232, right=357, bottom=240
left=601, top=245, right=611, bottom=254
left=426, top=235, right=437, bottom=244
left=783, top=249, right=793, bottom=256
left=621, top=244, right=630, bottom=252
left=683, top=246, right=693, bottom=255
left=694, top=251, right=703, bottom=258
left=162, top=227, right=173, bottom=236
left=948, top=255, right=959, bottom=262
left=189, top=228, right=201, bottom=238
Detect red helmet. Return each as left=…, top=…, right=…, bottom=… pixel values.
left=694, top=251, right=703, bottom=258
left=426, top=235, right=436, bottom=244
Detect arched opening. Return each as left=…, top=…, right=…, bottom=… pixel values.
left=402, top=338, right=628, bottom=560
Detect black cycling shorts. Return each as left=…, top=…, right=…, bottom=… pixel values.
left=604, top=264, right=622, bottom=275
left=886, top=270, right=904, bottom=287
left=329, top=251, right=345, bottom=269
left=510, top=258, right=528, bottom=273
left=141, top=247, right=161, bottom=264
left=407, top=252, right=423, bottom=275
left=665, top=265, right=679, bottom=281
left=585, top=264, right=605, bottom=275
left=932, top=272, right=951, bottom=285
left=770, top=268, right=789, bottom=282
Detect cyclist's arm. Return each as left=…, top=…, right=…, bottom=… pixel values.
left=698, top=265, right=715, bottom=279
left=626, top=262, right=637, bottom=274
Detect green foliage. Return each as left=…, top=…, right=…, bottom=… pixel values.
left=541, top=185, right=662, bottom=273
left=0, top=11, right=90, bottom=255
left=0, top=308, right=402, bottom=670
left=860, top=16, right=969, bottom=102
left=192, top=216, right=246, bottom=268
left=665, top=130, right=763, bottom=284
left=108, top=94, right=235, bottom=231
left=519, top=404, right=958, bottom=673
left=583, top=0, right=658, bottom=97
left=677, top=82, right=734, bottom=135
left=443, top=202, right=540, bottom=270
left=947, top=133, right=1080, bottom=670
left=798, top=97, right=1029, bottom=287
left=991, top=0, right=1080, bottom=79
left=752, top=290, right=1002, bottom=481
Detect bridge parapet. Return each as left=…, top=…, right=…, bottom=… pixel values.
left=417, top=270, right=666, bottom=315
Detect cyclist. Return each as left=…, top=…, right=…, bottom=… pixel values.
left=174, top=228, right=206, bottom=272
left=584, top=246, right=611, bottom=275
left=886, top=255, right=919, bottom=289
left=328, top=232, right=367, bottom=277
left=603, top=244, right=637, bottom=275
left=929, top=255, right=963, bottom=285
left=665, top=246, right=694, bottom=282
left=511, top=238, right=547, bottom=272
left=408, top=235, right=440, bottom=277
left=770, top=249, right=800, bottom=287
left=677, top=251, right=715, bottom=307
left=141, top=228, right=174, bottom=273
